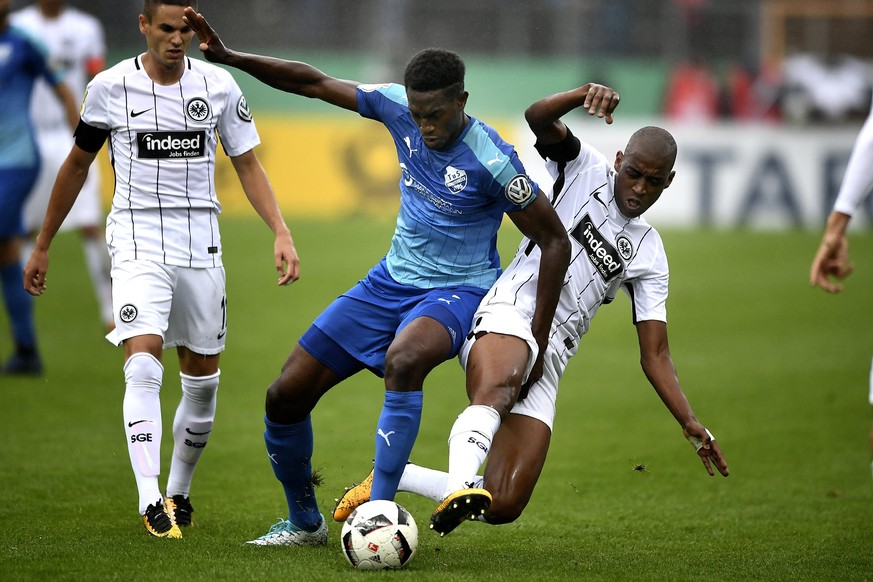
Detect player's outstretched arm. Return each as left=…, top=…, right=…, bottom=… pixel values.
left=183, top=7, right=359, bottom=111
left=229, top=150, right=299, bottom=286
left=525, top=83, right=620, bottom=145
left=636, top=320, right=729, bottom=477
left=810, top=211, right=853, bottom=293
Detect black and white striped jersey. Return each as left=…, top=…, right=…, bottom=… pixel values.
left=81, top=55, right=260, bottom=268
left=481, top=136, right=669, bottom=346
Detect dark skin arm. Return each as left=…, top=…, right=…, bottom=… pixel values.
left=514, top=82, right=619, bottom=394
left=636, top=320, right=729, bottom=477
left=506, top=194, right=570, bottom=386
left=525, top=83, right=621, bottom=145
left=183, top=7, right=358, bottom=111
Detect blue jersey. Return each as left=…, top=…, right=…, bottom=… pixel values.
left=357, top=83, right=537, bottom=290
left=0, top=25, right=60, bottom=169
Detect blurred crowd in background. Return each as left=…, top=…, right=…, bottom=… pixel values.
left=49, top=0, right=873, bottom=124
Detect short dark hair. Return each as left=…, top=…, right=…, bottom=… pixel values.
left=143, top=0, right=198, bottom=21
left=403, top=48, right=465, bottom=97
left=626, top=126, right=678, bottom=168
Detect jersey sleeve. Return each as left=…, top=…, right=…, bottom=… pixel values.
left=621, top=235, right=669, bottom=324
left=833, top=101, right=873, bottom=216
left=537, top=128, right=601, bottom=182
left=216, top=74, right=260, bottom=157
left=79, top=75, right=111, bottom=130
left=356, top=83, right=407, bottom=124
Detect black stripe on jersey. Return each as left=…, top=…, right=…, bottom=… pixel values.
left=177, top=79, right=194, bottom=267
left=523, top=159, right=568, bottom=257
left=624, top=281, right=639, bottom=324
left=122, top=76, right=139, bottom=258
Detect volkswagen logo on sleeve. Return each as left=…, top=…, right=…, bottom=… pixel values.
left=505, top=174, right=534, bottom=205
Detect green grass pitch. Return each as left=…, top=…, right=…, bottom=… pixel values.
left=2, top=217, right=872, bottom=580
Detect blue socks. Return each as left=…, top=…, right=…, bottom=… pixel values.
left=263, top=415, right=322, bottom=530
left=1, top=262, right=37, bottom=351
left=371, top=390, right=423, bottom=501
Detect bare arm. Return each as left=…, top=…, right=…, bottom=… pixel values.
left=525, top=83, right=621, bottom=145
left=183, top=8, right=359, bottom=111
left=636, top=319, right=729, bottom=477
left=810, top=105, right=873, bottom=292
left=24, top=145, right=98, bottom=296
left=810, top=211, right=853, bottom=293
left=507, top=194, right=571, bottom=386
left=52, top=81, right=81, bottom=132
left=230, top=149, right=299, bottom=286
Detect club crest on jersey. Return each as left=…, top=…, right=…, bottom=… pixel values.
left=237, top=96, right=252, bottom=122
left=571, top=213, right=624, bottom=283
left=617, top=235, right=634, bottom=261
left=119, top=304, right=138, bottom=324
left=186, top=97, right=210, bottom=122
left=505, top=174, right=534, bottom=205
left=444, top=165, right=468, bottom=193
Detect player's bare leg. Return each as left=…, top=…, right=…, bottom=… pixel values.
left=481, top=413, right=551, bottom=524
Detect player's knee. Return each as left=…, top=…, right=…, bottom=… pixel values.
left=483, top=486, right=530, bottom=525
left=384, top=346, right=434, bottom=389
left=123, top=352, right=163, bottom=392
left=265, top=369, right=319, bottom=423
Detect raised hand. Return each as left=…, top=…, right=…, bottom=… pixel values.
left=182, top=7, right=230, bottom=63
left=581, top=83, right=621, bottom=124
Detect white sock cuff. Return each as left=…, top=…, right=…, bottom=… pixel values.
left=448, top=404, right=501, bottom=444
left=180, top=369, right=221, bottom=383
left=179, top=370, right=220, bottom=405
left=124, top=353, right=163, bottom=387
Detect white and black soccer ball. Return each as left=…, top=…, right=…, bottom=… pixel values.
left=340, top=500, right=418, bottom=570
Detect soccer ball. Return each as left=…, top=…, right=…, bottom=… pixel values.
left=340, top=500, right=418, bottom=570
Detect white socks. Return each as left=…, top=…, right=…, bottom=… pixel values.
left=123, top=354, right=220, bottom=512
left=398, top=463, right=484, bottom=502
left=123, top=353, right=164, bottom=514
left=166, top=371, right=220, bottom=498
left=444, top=405, right=501, bottom=497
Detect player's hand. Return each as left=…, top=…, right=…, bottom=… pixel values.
left=810, top=232, right=853, bottom=293
left=684, top=424, right=729, bottom=477
left=582, top=83, right=620, bottom=124
left=182, top=7, right=230, bottom=63
left=275, top=233, right=300, bottom=286
left=23, top=249, right=49, bottom=296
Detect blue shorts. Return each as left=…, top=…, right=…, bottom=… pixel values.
left=300, top=258, right=486, bottom=379
left=0, top=166, right=39, bottom=238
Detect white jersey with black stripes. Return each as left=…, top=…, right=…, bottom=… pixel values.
left=480, top=138, right=669, bottom=352
left=80, top=55, right=260, bottom=268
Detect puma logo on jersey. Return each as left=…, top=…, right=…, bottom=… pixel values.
left=571, top=213, right=624, bottom=283
left=404, top=136, right=417, bottom=157
left=486, top=153, right=503, bottom=166
left=137, top=131, right=206, bottom=159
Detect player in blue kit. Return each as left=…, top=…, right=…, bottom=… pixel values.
left=184, top=8, right=578, bottom=546
left=0, top=0, right=78, bottom=374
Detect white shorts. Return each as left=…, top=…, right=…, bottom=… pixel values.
left=459, top=300, right=578, bottom=432
left=24, top=128, right=102, bottom=232
left=106, top=260, right=227, bottom=355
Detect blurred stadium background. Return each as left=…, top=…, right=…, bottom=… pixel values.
left=43, top=0, right=873, bottom=227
